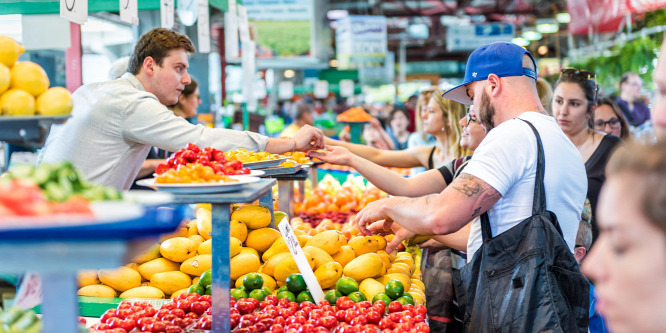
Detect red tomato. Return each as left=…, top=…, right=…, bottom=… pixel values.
left=106, top=317, right=122, bottom=328
left=366, top=309, right=381, bottom=324
left=372, top=301, right=386, bottom=314
left=165, top=324, right=182, bottom=333
left=414, top=314, right=426, bottom=323
left=317, top=315, right=337, bottom=330
left=388, top=301, right=403, bottom=313
left=162, top=314, right=177, bottom=322
left=400, top=315, right=414, bottom=326
left=361, top=325, right=377, bottom=333
left=191, top=301, right=209, bottom=315
left=357, top=301, right=372, bottom=309
left=254, top=322, right=268, bottom=332
left=199, top=294, right=212, bottom=304
left=162, top=302, right=176, bottom=310
left=378, top=317, right=394, bottom=330
left=137, top=317, right=155, bottom=326
left=349, top=316, right=367, bottom=326
left=335, top=309, right=347, bottom=322
left=388, top=313, right=402, bottom=323
left=402, top=304, right=414, bottom=313
left=120, top=318, right=136, bottom=331
left=274, top=316, right=286, bottom=326
left=148, top=321, right=167, bottom=333
left=170, top=308, right=185, bottom=318
left=415, top=322, right=430, bottom=332
left=181, top=317, right=194, bottom=327
left=415, top=305, right=427, bottom=317
left=185, top=311, right=199, bottom=319
left=300, top=323, right=315, bottom=333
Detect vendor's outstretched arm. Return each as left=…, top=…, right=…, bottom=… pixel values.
left=357, top=172, right=501, bottom=237
left=266, top=125, right=324, bottom=153
left=309, top=146, right=447, bottom=197
left=324, top=137, right=426, bottom=168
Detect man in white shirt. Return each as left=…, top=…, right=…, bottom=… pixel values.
left=39, top=28, right=323, bottom=190
left=355, top=42, right=587, bottom=260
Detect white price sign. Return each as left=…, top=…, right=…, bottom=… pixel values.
left=161, top=0, right=174, bottom=29
left=237, top=5, right=250, bottom=43
left=225, top=0, right=239, bottom=59
left=119, top=0, right=139, bottom=25
left=197, top=0, right=210, bottom=53
left=314, top=80, right=329, bottom=99
left=279, top=81, right=294, bottom=100
left=277, top=218, right=324, bottom=304
left=60, top=0, right=88, bottom=24
left=339, top=79, right=355, bottom=97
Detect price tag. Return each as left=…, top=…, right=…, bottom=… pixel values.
left=279, top=81, right=294, bottom=100
left=237, top=5, right=250, bottom=43
left=339, top=79, right=355, bottom=97
left=314, top=80, right=329, bottom=99
left=224, top=0, right=239, bottom=59
left=14, top=273, right=42, bottom=310
left=60, top=0, right=88, bottom=25
left=197, top=0, right=210, bottom=53
left=277, top=217, right=324, bottom=304
left=119, top=0, right=139, bottom=25
left=160, top=0, right=174, bottom=29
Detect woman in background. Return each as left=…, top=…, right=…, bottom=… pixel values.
left=594, top=97, right=631, bottom=140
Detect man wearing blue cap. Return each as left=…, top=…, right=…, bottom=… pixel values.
left=355, top=42, right=588, bottom=331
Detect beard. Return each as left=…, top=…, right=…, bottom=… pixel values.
left=479, top=90, right=496, bottom=130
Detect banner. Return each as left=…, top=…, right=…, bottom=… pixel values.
left=567, top=0, right=666, bottom=35
left=336, top=15, right=387, bottom=70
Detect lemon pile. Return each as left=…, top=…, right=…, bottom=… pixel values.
left=0, top=36, right=73, bottom=117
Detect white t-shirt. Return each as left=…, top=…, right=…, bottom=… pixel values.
left=463, top=112, right=587, bottom=261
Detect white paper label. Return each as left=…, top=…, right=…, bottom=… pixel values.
left=197, top=0, right=210, bottom=53
left=14, top=273, right=42, bottom=310
left=160, top=0, right=174, bottom=29
left=314, top=80, right=329, bottom=99
left=60, top=0, right=88, bottom=25
left=279, top=81, right=294, bottom=100
left=119, top=0, right=139, bottom=25
left=237, top=5, right=250, bottom=43
left=224, top=0, right=239, bottom=59
left=241, top=40, right=257, bottom=111
left=277, top=218, right=324, bottom=304
left=339, top=79, right=355, bottom=97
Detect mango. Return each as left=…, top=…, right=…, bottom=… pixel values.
left=130, top=244, right=161, bottom=264
left=231, top=205, right=271, bottom=229
left=160, top=237, right=197, bottom=262
left=348, top=235, right=386, bottom=257
left=293, top=229, right=306, bottom=236
left=198, top=239, right=212, bottom=255
left=230, top=219, right=248, bottom=242
left=376, top=250, right=392, bottom=270
left=230, top=237, right=242, bottom=257
left=246, top=228, right=281, bottom=253
left=196, top=208, right=212, bottom=240
left=261, top=252, right=291, bottom=277
left=188, top=235, right=205, bottom=248
left=376, top=273, right=411, bottom=291
left=138, top=258, right=181, bottom=280
left=274, top=211, right=289, bottom=224
left=230, top=253, right=261, bottom=280
left=125, top=262, right=141, bottom=274
left=119, top=286, right=165, bottom=299
left=303, top=246, right=334, bottom=270
left=235, top=272, right=277, bottom=291
left=411, top=279, right=425, bottom=291
left=78, top=284, right=116, bottom=298
left=314, top=261, right=343, bottom=289
left=160, top=226, right=188, bottom=243
left=359, top=278, right=385, bottom=301
left=186, top=220, right=199, bottom=236
left=77, top=270, right=99, bottom=288
left=193, top=277, right=200, bottom=284
left=393, top=257, right=415, bottom=274
left=297, top=235, right=311, bottom=247
left=305, top=230, right=347, bottom=255
left=180, top=254, right=212, bottom=276
left=240, top=247, right=260, bottom=258
left=98, top=267, right=141, bottom=292
left=150, top=271, right=192, bottom=296
left=262, top=236, right=289, bottom=262
left=331, top=245, right=356, bottom=268
left=274, top=254, right=315, bottom=282
left=343, top=253, right=383, bottom=282
left=388, top=262, right=412, bottom=276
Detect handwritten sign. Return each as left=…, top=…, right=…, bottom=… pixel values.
left=60, top=0, right=88, bottom=24
left=197, top=0, right=211, bottom=53
left=277, top=217, right=324, bottom=304
left=161, top=0, right=174, bottom=29
left=119, top=0, right=139, bottom=25
left=14, top=273, right=43, bottom=310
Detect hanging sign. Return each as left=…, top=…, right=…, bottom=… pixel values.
left=242, top=40, right=257, bottom=111
left=339, top=79, right=355, bottom=97
left=237, top=5, right=250, bottom=43
left=446, top=23, right=514, bottom=52
left=314, top=80, right=329, bottom=99
left=225, top=0, right=239, bottom=59
left=277, top=218, right=325, bottom=304
left=197, top=0, right=210, bottom=53
left=279, top=81, right=294, bottom=100
left=119, top=0, right=139, bottom=25
left=336, top=15, right=387, bottom=70
left=161, top=0, right=174, bottom=29
left=60, top=0, right=88, bottom=24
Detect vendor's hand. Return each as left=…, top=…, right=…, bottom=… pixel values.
left=293, top=125, right=325, bottom=151
left=354, top=197, right=394, bottom=236
left=307, top=145, right=352, bottom=166
left=367, top=221, right=415, bottom=254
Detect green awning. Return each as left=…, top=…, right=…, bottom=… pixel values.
left=0, top=0, right=227, bottom=15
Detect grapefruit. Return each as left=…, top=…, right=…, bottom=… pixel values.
left=0, top=36, right=25, bottom=67
left=1, top=89, right=35, bottom=116
left=36, top=87, right=73, bottom=116
left=0, top=63, right=9, bottom=94
left=10, top=61, right=49, bottom=97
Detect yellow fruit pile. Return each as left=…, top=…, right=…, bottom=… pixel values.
left=225, top=149, right=283, bottom=163
left=155, top=164, right=238, bottom=183
left=0, top=36, right=73, bottom=117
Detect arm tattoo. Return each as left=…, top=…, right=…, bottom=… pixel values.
left=452, top=183, right=481, bottom=197
left=472, top=207, right=481, bottom=217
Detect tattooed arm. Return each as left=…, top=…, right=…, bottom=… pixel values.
left=356, top=172, right=501, bottom=237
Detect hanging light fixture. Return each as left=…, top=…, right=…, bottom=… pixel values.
left=512, top=37, right=530, bottom=47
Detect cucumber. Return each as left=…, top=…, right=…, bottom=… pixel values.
left=32, top=164, right=55, bottom=185
left=10, top=310, right=37, bottom=331
left=45, top=182, right=67, bottom=202
left=0, top=307, right=22, bottom=327
left=8, top=165, right=34, bottom=179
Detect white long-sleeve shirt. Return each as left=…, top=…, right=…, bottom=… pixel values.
left=39, top=73, right=268, bottom=190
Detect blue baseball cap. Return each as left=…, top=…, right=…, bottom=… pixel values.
left=442, top=42, right=537, bottom=105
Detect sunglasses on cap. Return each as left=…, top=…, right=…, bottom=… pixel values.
left=561, top=68, right=596, bottom=81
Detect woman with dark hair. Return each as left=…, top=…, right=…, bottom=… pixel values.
left=582, top=141, right=666, bottom=333
left=595, top=97, right=631, bottom=140
left=169, top=78, right=201, bottom=120
left=552, top=68, right=622, bottom=242
left=387, top=108, right=411, bottom=150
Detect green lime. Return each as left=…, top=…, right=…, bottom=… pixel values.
left=347, top=291, right=367, bottom=303
left=385, top=280, right=404, bottom=300
left=402, top=292, right=414, bottom=301
left=262, top=286, right=272, bottom=295
left=396, top=296, right=415, bottom=306
left=335, top=277, right=359, bottom=296
left=243, top=272, right=264, bottom=291
left=372, top=292, right=392, bottom=307
left=236, top=285, right=247, bottom=292
left=277, top=291, right=297, bottom=302
left=324, top=289, right=342, bottom=304
left=285, top=274, right=307, bottom=294
left=230, top=288, right=248, bottom=300
left=249, top=288, right=269, bottom=302
left=277, top=286, right=289, bottom=294
left=296, top=290, right=314, bottom=303
left=199, top=269, right=212, bottom=287
left=187, top=283, right=205, bottom=295
left=205, top=285, right=212, bottom=295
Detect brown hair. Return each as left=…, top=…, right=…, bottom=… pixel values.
left=596, top=97, right=631, bottom=140
left=555, top=69, right=598, bottom=129
left=606, top=141, right=666, bottom=233
left=181, top=78, right=198, bottom=97
left=536, top=78, right=553, bottom=115
left=127, top=28, right=195, bottom=75
left=432, top=89, right=473, bottom=159
left=415, top=87, right=436, bottom=140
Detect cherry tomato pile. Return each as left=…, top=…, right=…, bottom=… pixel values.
left=155, top=143, right=250, bottom=177
left=230, top=295, right=429, bottom=333
left=297, top=211, right=354, bottom=226
left=89, top=293, right=212, bottom=333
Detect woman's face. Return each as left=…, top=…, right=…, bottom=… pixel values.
left=422, top=98, right=445, bottom=135
left=552, top=82, right=592, bottom=136
left=390, top=111, right=409, bottom=133
left=582, top=174, right=666, bottom=333
left=594, top=104, right=622, bottom=137
left=621, top=74, right=643, bottom=99
left=179, top=87, right=201, bottom=118
left=459, top=110, right=486, bottom=151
